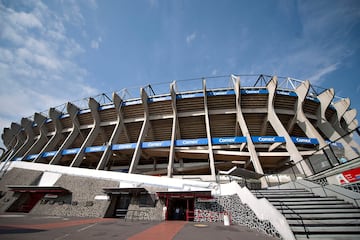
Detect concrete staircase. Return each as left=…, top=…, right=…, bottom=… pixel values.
left=251, top=188, right=360, bottom=240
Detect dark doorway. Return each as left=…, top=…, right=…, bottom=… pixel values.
left=7, top=193, right=44, bottom=213
left=166, top=197, right=194, bottom=221
left=104, top=193, right=132, bottom=218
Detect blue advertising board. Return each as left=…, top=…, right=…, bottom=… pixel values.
left=62, top=148, right=80, bottom=155
left=26, top=154, right=38, bottom=160
left=276, top=90, right=297, bottom=97
left=177, top=92, right=204, bottom=99
left=212, top=136, right=246, bottom=145
left=252, top=136, right=285, bottom=143
left=148, top=96, right=172, bottom=103
left=207, top=90, right=235, bottom=96
left=42, top=151, right=57, bottom=158
left=122, top=99, right=142, bottom=106
left=291, top=137, right=319, bottom=145
left=175, top=138, right=208, bottom=146
left=112, top=143, right=137, bottom=150
left=85, top=145, right=107, bottom=153
left=241, top=89, right=269, bottom=95
left=142, top=140, right=171, bottom=148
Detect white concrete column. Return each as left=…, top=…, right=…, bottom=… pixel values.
left=203, top=79, right=216, bottom=180
left=2, top=123, right=22, bottom=150
left=0, top=125, right=22, bottom=161
left=49, top=102, right=80, bottom=165
left=294, top=80, right=327, bottom=148
left=22, top=113, right=48, bottom=160
left=233, top=75, right=267, bottom=187
left=70, top=98, right=101, bottom=167
left=129, top=88, right=150, bottom=174
left=266, top=77, right=312, bottom=176
left=97, top=93, right=124, bottom=170
left=34, top=108, right=63, bottom=163
left=343, top=109, right=357, bottom=132
left=12, top=118, right=35, bottom=160
left=167, top=81, right=178, bottom=177
left=331, top=98, right=360, bottom=153
left=317, top=89, right=359, bottom=160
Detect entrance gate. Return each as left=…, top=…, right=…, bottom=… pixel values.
left=157, top=191, right=212, bottom=221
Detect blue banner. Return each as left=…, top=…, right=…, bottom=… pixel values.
left=291, top=137, right=319, bottom=145
left=325, top=140, right=344, bottom=148
left=99, top=104, right=115, bottom=111
left=122, top=99, right=142, bottom=106
left=26, top=154, right=38, bottom=160
left=241, top=89, right=268, bottom=95
left=306, top=96, right=320, bottom=102
left=276, top=90, right=297, bottom=97
left=207, top=90, right=235, bottom=96
left=212, top=136, right=246, bottom=145
left=42, top=151, right=57, bottom=158
left=175, top=138, right=208, bottom=146
left=148, top=96, right=172, bottom=103
left=85, top=145, right=107, bottom=153
left=142, top=140, right=171, bottom=148
left=78, top=109, right=91, bottom=114
left=112, top=143, right=137, bottom=150
left=252, top=136, right=285, bottom=143
left=62, top=148, right=80, bottom=155
left=177, top=92, right=204, bottom=99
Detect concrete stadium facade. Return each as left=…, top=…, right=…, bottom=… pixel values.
left=1, top=74, right=360, bottom=184
left=1, top=74, right=360, bottom=239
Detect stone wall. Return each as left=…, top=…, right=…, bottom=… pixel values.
left=0, top=168, right=43, bottom=212
left=126, top=194, right=164, bottom=221
left=194, top=195, right=281, bottom=239
left=31, top=174, right=118, bottom=217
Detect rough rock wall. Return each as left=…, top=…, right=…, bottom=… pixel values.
left=31, top=175, right=118, bottom=217
left=0, top=168, right=43, bottom=212
left=194, top=195, right=281, bottom=239
left=126, top=195, right=165, bottom=221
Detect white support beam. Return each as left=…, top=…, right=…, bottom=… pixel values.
left=70, top=98, right=101, bottom=167
left=294, top=80, right=327, bottom=148
left=129, top=88, right=150, bottom=174
left=167, top=82, right=178, bottom=177
left=12, top=118, right=35, bottom=161
left=266, top=77, right=312, bottom=176
left=97, top=92, right=124, bottom=170
left=232, top=75, right=266, bottom=187
left=34, top=108, right=63, bottom=163
left=203, top=79, right=216, bottom=180
left=24, top=113, right=48, bottom=162
left=317, top=89, right=359, bottom=160
left=50, top=102, right=80, bottom=165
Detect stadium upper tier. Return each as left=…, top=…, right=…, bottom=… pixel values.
left=1, top=74, right=359, bottom=180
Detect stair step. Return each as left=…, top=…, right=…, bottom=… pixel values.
left=287, top=219, right=360, bottom=225
left=291, top=225, right=360, bottom=233
left=254, top=188, right=307, bottom=192
left=295, top=234, right=360, bottom=240
left=268, top=197, right=338, bottom=202
left=284, top=213, right=360, bottom=219
left=271, top=200, right=347, bottom=205
left=252, top=190, right=311, bottom=194
left=280, top=208, right=360, bottom=214
left=274, top=204, right=355, bottom=209
left=254, top=194, right=315, bottom=198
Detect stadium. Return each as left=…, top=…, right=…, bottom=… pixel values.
left=1, top=74, right=360, bottom=239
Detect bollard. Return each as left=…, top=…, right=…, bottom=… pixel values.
left=223, top=212, right=230, bottom=226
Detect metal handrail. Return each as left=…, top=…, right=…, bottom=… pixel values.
left=254, top=189, right=310, bottom=239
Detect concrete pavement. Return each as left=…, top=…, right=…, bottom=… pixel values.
left=0, top=214, right=278, bottom=240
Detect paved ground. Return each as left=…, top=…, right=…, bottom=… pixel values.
left=0, top=213, right=278, bottom=240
